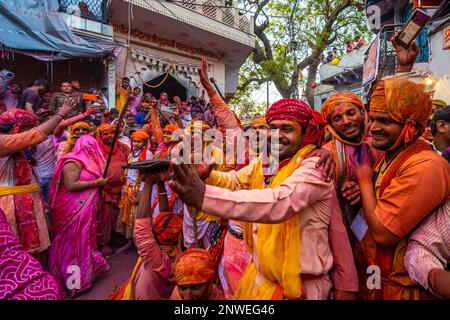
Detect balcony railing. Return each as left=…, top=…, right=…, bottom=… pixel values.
left=58, top=0, right=108, bottom=24
left=174, top=0, right=254, bottom=34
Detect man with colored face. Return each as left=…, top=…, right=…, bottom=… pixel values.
left=117, top=131, right=153, bottom=251
left=172, top=248, right=223, bottom=300
left=95, top=124, right=130, bottom=255
left=169, top=98, right=358, bottom=300
left=320, top=92, right=382, bottom=299
left=354, top=78, right=450, bottom=300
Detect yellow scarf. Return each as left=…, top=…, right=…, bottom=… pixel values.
left=122, top=257, right=142, bottom=300
left=236, top=144, right=316, bottom=300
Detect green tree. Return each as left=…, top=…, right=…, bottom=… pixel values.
left=235, top=0, right=370, bottom=107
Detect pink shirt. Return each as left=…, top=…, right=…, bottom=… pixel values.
left=133, top=218, right=176, bottom=300
left=203, top=157, right=358, bottom=293
left=405, top=201, right=450, bottom=296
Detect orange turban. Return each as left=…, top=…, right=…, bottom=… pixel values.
left=321, top=92, right=367, bottom=145
left=153, top=212, right=183, bottom=245
left=96, top=123, right=114, bottom=134
left=163, top=124, right=179, bottom=133
left=175, top=248, right=215, bottom=286
left=251, top=117, right=269, bottom=128
left=370, top=78, right=432, bottom=150
left=131, top=130, right=150, bottom=141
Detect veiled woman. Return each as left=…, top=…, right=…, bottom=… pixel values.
left=47, top=135, right=109, bottom=297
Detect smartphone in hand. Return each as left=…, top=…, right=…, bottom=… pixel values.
left=397, top=9, right=432, bottom=48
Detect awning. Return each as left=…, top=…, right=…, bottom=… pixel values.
left=0, top=0, right=115, bottom=61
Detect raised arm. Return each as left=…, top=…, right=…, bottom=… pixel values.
left=0, top=98, right=79, bottom=157
left=134, top=176, right=167, bottom=269
left=54, top=106, right=97, bottom=138
left=149, top=99, right=164, bottom=145
left=198, top=57, right=241, bottom=130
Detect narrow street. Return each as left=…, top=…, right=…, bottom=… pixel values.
left=74, top=249, right=138, bottom=300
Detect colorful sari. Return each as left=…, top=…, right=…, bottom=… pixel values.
left=0, top=208, right=61, bottom=300
left=47, top=135, right=109, bottom=297
left=0, top=109, right=50, bottom=254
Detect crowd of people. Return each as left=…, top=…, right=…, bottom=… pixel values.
left=321, top=35, right=367, bottom=65
left=0, top=31, right=449, bottom=301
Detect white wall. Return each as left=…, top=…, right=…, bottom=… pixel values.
left=429, top=24, right=450, bottom=104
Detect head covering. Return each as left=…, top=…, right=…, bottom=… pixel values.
left=184, top=121, right=210, bottom=134
left=95, top=123, right=117, bottom=154
left=175, top=248, right=215, bottom=286
left=432, top=99, right=447, bottom=108
left=61, top=135, right=105, bottom=177
left=370, top=78, right=432, bottom=150
left=131, top=130, right=150, bottom=141
left=251, top=117, right=269, bottom=128
left=134, top=113, right=146, bottom=126
left=65, top=121, right=90, bottom=153
left=163, top=124, right=179, bottom=133
left=153, top=212, right=183, bottom=245
left=266, top=98, right=321, bottom=147
left=320, top=92, right=367, bottom=145
left=0, top=109, right=38, bottom=131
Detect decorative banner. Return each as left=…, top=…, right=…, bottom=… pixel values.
left=113, top=25, right=222, bottom=60
left=362, top=37, right=380, bottom=86
left=444, top=25, right=450, bottom=50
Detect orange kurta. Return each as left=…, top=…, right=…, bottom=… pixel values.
left=358, top=141, right=450, bottom=300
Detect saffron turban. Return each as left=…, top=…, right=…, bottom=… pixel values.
left=320, top=91, right=367, bottom=145
left=163, top=124, right=179, bottom=133
left=266, top=98, right=321, bottom=147
left=370, top=78, right=432, bottom=150
left=321, top=92, right=365, bottom=124
left=0, top=108, right=38, bottom=131
left=131, top=130, right=150, bottom=141
left=96, top=123, right=115, bottom=134
left=175, top=248, right=215, bottom=286
left=251, top=117, right=269, bottom=128
left=153, top=212, right=183, bottom=245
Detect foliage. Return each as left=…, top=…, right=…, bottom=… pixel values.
left=234, top=0, right=371, bottom=108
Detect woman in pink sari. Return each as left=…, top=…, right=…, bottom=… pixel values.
left=47, top=135, right=109, bottom=298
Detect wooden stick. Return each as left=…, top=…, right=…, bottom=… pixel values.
left=191, top=207, right=199, bottom=248
left=103, top=103, right=128, bottom=178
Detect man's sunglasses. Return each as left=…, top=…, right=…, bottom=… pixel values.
left=73, top=127, right=89, bottom=133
